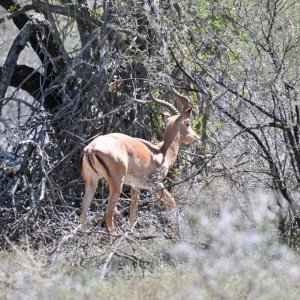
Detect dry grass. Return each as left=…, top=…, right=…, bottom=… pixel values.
left=1, top=179, right=300, bottom=300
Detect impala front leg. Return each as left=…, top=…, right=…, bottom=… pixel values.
left=154, top=182, right=176, bottom=208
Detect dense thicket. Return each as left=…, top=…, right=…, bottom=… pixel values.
left=0, top=0, right=300, bottom=247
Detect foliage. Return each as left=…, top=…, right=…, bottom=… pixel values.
left=165, top=0, right=300, bottom=237
left=0, top=0, right=300, bottom=267
left=2, top=1, right=300, bottom=297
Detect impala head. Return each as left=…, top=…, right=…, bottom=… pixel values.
left=149, top=89, right=200, bottom=145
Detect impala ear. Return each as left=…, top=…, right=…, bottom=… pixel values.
left=162, top=111, right=171, bottom=126
left=180, top=107, right=193, bottom=120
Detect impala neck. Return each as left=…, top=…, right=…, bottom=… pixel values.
left=160, top=128, right=181, bottom=169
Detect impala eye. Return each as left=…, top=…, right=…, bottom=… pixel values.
left=186, top=121, right=190, bottom=127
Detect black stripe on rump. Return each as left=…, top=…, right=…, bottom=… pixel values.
left=95, top=154, right=110, bottom=176
left=87, top=154, right=99, bottom=174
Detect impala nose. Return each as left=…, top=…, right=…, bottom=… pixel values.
left=185, top=132, right=200, bottom=145
left=192, top=131, right=200, bottom=144
left=194, top=136, right=201, bottom=144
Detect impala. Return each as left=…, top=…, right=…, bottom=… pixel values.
left=80, top=88, right=199, bottom=234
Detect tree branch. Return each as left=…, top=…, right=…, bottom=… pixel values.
left=0, top=64, right=62, bottom=112
left=0, top=0, right=66, bottom=74
left=0, top=0, right=46, bottom=64
left=0, top=20, right=35, bottom=111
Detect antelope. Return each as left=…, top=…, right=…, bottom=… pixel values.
left=80, top=88, right=200, bottom=235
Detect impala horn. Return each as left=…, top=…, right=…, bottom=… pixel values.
left=149, top=92, right=179, bottom=115
left=170, top=88, right=191, bottom=111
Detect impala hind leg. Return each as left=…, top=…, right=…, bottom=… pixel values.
left=80, top=175, right=99, bottom=231
left=154, top=183, right=176, bottom=208
left=105, top=177, right=124, bottom=235
left=130, top=188, right=139, bottom=227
